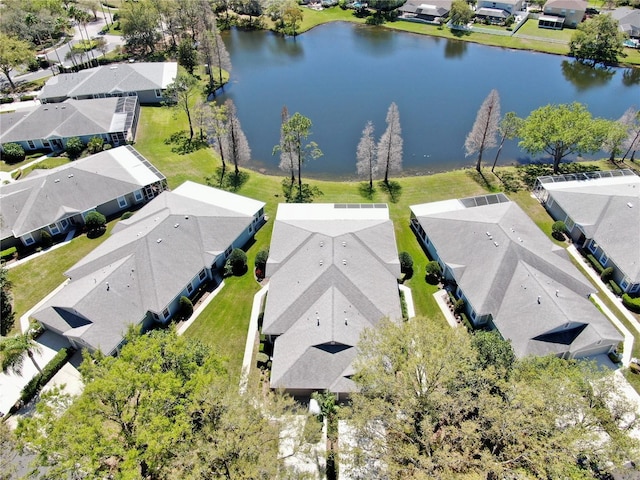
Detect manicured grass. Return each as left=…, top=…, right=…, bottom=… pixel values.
left=0, top=153, right=49, bottom=173
left=515, top=18, right=574, bottom=42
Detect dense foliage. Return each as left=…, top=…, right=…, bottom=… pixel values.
left=1, top=143, right=26, bottom=164
left=569, top=14, right=627, bottom=67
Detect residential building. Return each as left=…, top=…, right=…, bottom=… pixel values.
left=534, top=169, right=640, bottom=294
left=0, top=145, right=166, bottom=249
left=539, top=0, right=587, bottom=28
left=38, top=62, right=178, bottom=105
left=410, top=193, right=622, bottom=359
left=611, top=7, right=640, bottom=39
left=476, top=0, right=523, bottom=15
left=400, top=0, right=453, bottom=21
left=0, top=97, right=139, bottom=153
left=32, top=181, right=266, bottom=355
left=262, top=203, right=403, bottom=399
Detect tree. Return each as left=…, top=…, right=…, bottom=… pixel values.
left=178, top=39, right=198, bottom=75
left=120, top=0, right=161, bottom=55
left=492, top=111, right=522, bottom=172
left=620, top=106, right=640, bottom=162
left=0, top=328, right=43, bottom=375
left=552, top=220, right=567, bottom=239
left=224, top=99, right=251, bottom=177
left=1, top=143, right=26, bottom=164
left=425, top=260, right=442, bottom=283
left=602, top=118, right=630, bottom=162
left=65, top=136, right=84, bottom=159
left=569, top=14, right=626, bottom=68
left=398, top=251, right=413, bottom=274
left=377, top=102, right=403, bottom=185
left=255, top=248, right=269, bottom=272
left=275, top=112, right=323, bottom=202
left=84, top=210, right=106, bottom=237
left=165, top=73, right=199, bottom=142
left=345, top=316, right=639, bottom=479
left=0, top=34, right=35, bottom=89
left=225, top=248, right=247, bottom=276
left=206, top=101, right=229, bottom=179
left=356, top=120, right=378, bottom=193
left=449, top=0, right=474, bottom=26
left=465, top=89, right=501, bottom=172
left=87, top=136, right=104, bottom=154
left=199, top=27, right=231, bottom=93
left=0, top=266, right=15, bottom=336
left=367, top=0, right=408, bottom=12
left=518, top=102, right=608, bottom=173
left=276, top=105, right=296, bottom=187
left=282, top=1, right=303, bottom=36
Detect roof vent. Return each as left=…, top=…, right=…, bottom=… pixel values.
left=54, top=178, right=60, bottom=183
left=627, top=202, right=634, bottom=208
left=342, top=241, right=346, bottom=247
left=184, top=215, right=189, bottom=220
left=68, top=174, right=73, bottom=178
left=174, top=223, right=179, bottom=228
left=319, top=260, right=323, bottom=266
left=320, top=241, right=324, bottom=247
left=156, top=238, right=162, bottom=243
left=343, top=259, right=347, bottom=265
left=486, top=232, right=491, bottom=237
left=494, top=242, right=499, bottom=247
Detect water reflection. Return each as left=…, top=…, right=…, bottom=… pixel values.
left=350, top=24, right=399, bottom=57
left=561, top=60, right=615, bottom=91
left=444, top=39, right=467, bottom=59
left=622, top=67, right=640, bottom=87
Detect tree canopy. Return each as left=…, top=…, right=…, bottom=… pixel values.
left=344, top=317, right=639, bottom=479
left=0, top=33, right=35, bottom=89
left=518, top=102, right=609, bottom=173
left=449, top=0, right=474, bottom=26
left=569, top=14, right=627, bottom=67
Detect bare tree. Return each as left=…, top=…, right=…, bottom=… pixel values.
left=206, top=102, right=230, bottom=180
left=276, top=106, right=296, bottom=187
left=377, top=102, right=403, bottom=185
left=356, top=120, right=378, bottom=192
left=621, top=107, right=640, bottom=162
left=465, top=89, right=501, bottom=172
left=491, top=111, right=522, bottom=172
left=165, top=73, right=199, bottom=142
left=199, top=26, right=231, bottom=93
left=224, top=99, right=251, bottom=176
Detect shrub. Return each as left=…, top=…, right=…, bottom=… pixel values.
left=601, top=266, right=614, bottom=281
left=630, top=362, right=640, bottom=374
left=120, top=211, right=133, bottom=220
left=87, top=136, right=105, bottom=154
left=85, top=211, right=106, bottom=238
left=0, top=97, right=14, bottom=104
left=609, top=279, right=623, bottom=296
left=179, top=296, right=193, bottom=318
left=551, top=220, right=567, bottom=240
left=425, top=260, right=442, bottom=284
left=103, top=143, right=113, bottom=151
left=459, top=312, right=473, bottom=331
left=19, top=95, right=36, bottom=102
left=19, top=347, right=73, bottom=406
left=40, top=230, right=53, bottom=248
left=2, top=143, right=26, bottom=164
left=622, top=294, right=640, bottom=313
left=454, top=298, right=465, bottom=314
left=226, top=248, right=248, bottom=276
left=1, top=246, right=17, bottom=261
left=255, top=248, right=269, bottom=272
left=65, top=137, right=84, bottom=159
left=586, top=254, right=605, bottom=275
left=399, top=251, right=413, bottom=273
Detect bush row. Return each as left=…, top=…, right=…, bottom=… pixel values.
left=586, top=254, right=605, bottom=275
left=1, top=246, right=17, bottom=261
left=17, top=347, right=74, bottom=408
left=609, top=280, right=623, bottom=296
left=622, top=294, right=640, bottom=313
left=0, top=97, right=14, bottom=104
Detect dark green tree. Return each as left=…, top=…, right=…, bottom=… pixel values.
left=569, top=14, right=626, bottom=68
left=449, top=0, right=474, bottom=26
left=65, top=137, right=84, bottom=159
left=0, top=266, right=15, bottom=336
left=1, top=143, right=25, bottom=164
left=177, top=39, right=198, bottom=74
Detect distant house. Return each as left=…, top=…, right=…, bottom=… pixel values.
left=400, top=0, right=453, bottom=21
left=410, top=193, right=622, bottom=359
left=0, top=97, right=139, bottom=153
left=475, top=7, right=511, bottom=24
left=262, top=203, right=403, bottom=400
left=611, top=7, right=640, bottom=39
left=32, top=181, right=266, bottom=355
left=476, top=0, right=523, bottom=15
left=0, top=146, right=166, bottom=249
left=539, top=0, right=587, bottom=28
left=534, top=169, right=640, bottom=294
left=38, top=62, right=177, bottom=105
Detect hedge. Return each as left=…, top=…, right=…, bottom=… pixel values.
left=459, top=312, right=473, bottom=331
left=608, top=280, right=623, bottom=296
left=20, top=95, right=36, bottom=102
left=0, top=97, right=14, bottom=104
left=1, top=246, right=17, bottom=261
left=622, top=294, right=640, bottom=313
left=18, top=347, right=74, bottom=406
left=586, top=254, right=605, bottom=274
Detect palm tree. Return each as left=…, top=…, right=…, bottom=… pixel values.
left=0, top=329, right=43, bottom=376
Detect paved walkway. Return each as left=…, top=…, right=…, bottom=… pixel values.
left=591, top=294, right=634, bottom=367
left=433, top=289, right=460, bottom=329
left=239, top=283, right=269, bottom=394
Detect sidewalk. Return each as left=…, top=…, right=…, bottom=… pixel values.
left=239, top=283, right=269, bottom=394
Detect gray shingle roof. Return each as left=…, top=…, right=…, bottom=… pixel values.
left=0, top=146, right=164, bottom=240
left=38, top=62, right=177, bottom=101
left=543, top=0, right=587, bottom=10
left=611, top=8, right=640, bottom=36
left=0, top=97, right=138, bottom=144
left=32, top=181, right=265, bottom=354
left=410, top=195, right=622, bottom=358
left=541, top=173, right=640, bottom=283
left=263, top=204, right=402, bottom=394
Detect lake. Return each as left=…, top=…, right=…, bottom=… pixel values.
left=218, top=22, right=639, bottom=180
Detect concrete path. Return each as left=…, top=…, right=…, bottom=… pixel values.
left=399, top=284, right=416, bottom=319
left=239, top=283, right=269, bottom=394
left=433, top=289, right=460, bottom=328
left=592, top=294, right=634, bottom=367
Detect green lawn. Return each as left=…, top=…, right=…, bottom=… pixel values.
left=0, top=152, right=49, bottom=173
left=515, top=18, right=574, bottom=42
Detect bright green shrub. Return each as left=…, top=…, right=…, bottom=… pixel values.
left=1, top=246, right=17, bottom=261
left=622, top=294, right=640, bottom=313
left=65, top=137, right=84, bottom=159
left=601, top=267, right=614, bottom=281
left=609, top=280, right=623, bottom=296
left=87, top=136, right=105, bottom=154
left=2, top=143, right=26, bottom=164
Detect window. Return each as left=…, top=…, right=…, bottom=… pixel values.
left=61, top=219, right=69, bottom=229
left=48, top=223, right=60, bottom=235
left=599, top=252, right=608, bottom=267
left=153, top=312, right=160, bottom=320
left=117, top=195, right=128, bottom=208
left=225, top=246, right=233, bottom=257
left=546, top=197, right=555, bottom=208
left=621, top=278, right=629, bottom=290
left=155, top=89, right=162, bottom=98
left=134, top=189, right=144, bottom=202
left=630, top=283, right=640, bottom=294
left=588, top=239, right=598, bottom=254
left=163, top=308, right=170, bottom=320
left=27, top=140, right=36, bottom=149
left=23, top=232, right=35, bottom=246
left=42, top=139, right=51, bottom=148
left=249, top=224, right=253, bottom=233
left=187, top=283, right=194, bottom=294
left=565, top=216, right=575, bottom=232
left=198, top=269, right=207, bottom=281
